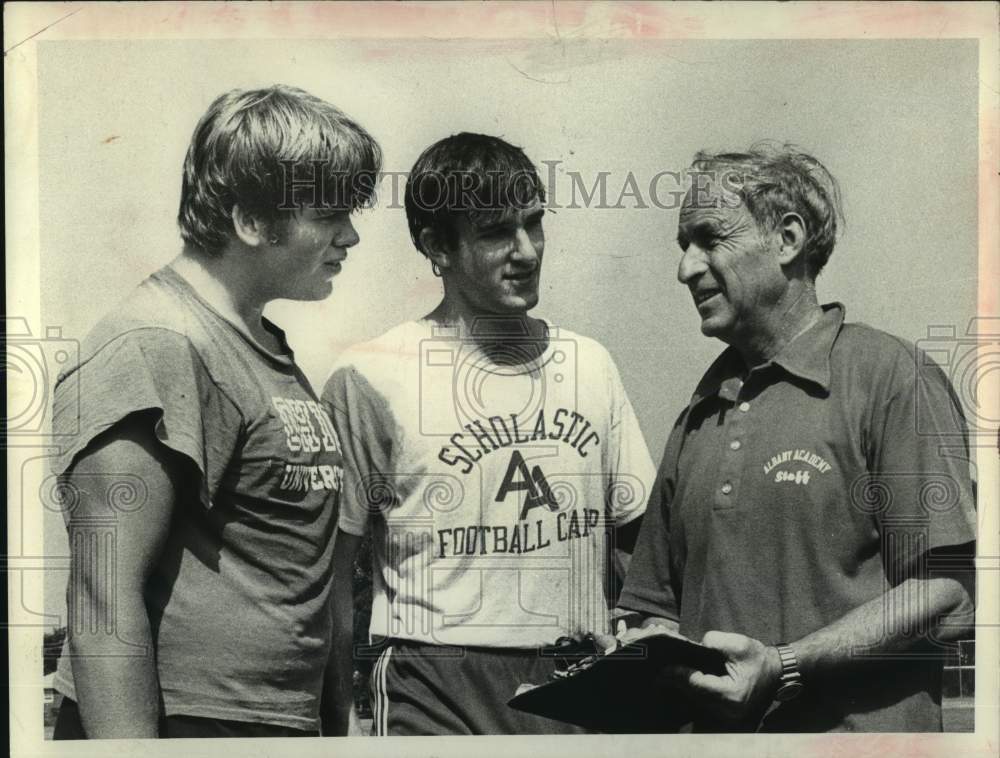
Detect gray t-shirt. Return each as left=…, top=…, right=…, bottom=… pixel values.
left=53, top=267, right=344, bottom=731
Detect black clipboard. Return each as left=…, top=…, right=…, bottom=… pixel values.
left=507, top=632, right=727, bottom=733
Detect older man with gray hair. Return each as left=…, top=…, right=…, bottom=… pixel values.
left=616, top=144, right=976, bottom=732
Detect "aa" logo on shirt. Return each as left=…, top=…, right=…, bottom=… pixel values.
left=495, top=450, right=559, bottom=520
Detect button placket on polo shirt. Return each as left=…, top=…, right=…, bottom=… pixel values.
left=714, top=377, right=748, bottom=510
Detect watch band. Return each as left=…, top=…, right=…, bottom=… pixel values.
left=773, top=643, right=804, bottom=702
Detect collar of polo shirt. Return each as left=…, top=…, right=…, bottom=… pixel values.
left=689, top=303, right=846, bottom=408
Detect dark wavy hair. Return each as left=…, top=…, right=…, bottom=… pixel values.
left=404, top=132, right=545, bottom=256
left=691, top=143, right=844, bottom=278
left=177, top=85, right=382, bottom=254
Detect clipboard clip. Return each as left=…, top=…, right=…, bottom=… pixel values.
left=542, top=635, right=616, bottom=680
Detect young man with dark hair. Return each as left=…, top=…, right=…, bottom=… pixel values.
left=323, top=133, right=655, bottom=735
left=51, top=85, right=381, bottom=739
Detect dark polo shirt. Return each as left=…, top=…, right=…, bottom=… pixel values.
left=620, top=304, right=976, bottom=732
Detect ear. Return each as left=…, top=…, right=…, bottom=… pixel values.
left=232, top=204, right=267, bottom=248
left=419, top=228, right=453, bottom=273
left=775, top=212, right=807, bottom=267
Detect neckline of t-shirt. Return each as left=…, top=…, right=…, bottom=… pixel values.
left=412, top=316, right=560, bottom=374
left=153, top=266, right=296, bottom=367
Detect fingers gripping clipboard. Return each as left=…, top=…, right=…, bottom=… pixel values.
left=507, top=631, right=727, bottom=733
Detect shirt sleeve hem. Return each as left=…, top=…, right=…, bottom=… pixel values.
left=615, top=502, right=647, bottom=527
left=616, top=590, right=680, bottom=622
left=336, top=518, right=368, bottom=536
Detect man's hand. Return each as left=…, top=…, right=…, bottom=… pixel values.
left=592, top=613, right=684, bottom=654
left=322, top=528, right=365, bottom=736
left=666, top=631, right=782, bottom=729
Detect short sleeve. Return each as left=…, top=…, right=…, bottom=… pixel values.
left=603, top=352, right=655, bottom=526
left=51, top=327, right=242, bottom=508
left=869, top=354, right=977, bottom=579
left=322, top=362, right=394, bottom=536
left=617, top=412, right=687, bottom=621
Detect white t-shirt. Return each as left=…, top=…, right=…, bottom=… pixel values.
left=323, top=319, right=655, bottom=647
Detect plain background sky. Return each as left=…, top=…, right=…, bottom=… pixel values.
left=38, top=38, right=978, bottom=619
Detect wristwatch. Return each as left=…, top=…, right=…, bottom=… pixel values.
left=773, top=643, right=804, bottom=702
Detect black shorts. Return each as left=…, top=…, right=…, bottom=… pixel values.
left=369, top=638, right=588, bottom=736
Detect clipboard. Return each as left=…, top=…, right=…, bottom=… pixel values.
left=507, top=631, right=728, bottom=733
